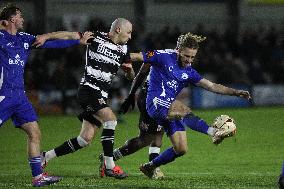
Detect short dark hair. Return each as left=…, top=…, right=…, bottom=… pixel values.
left=0, top=4, right=21, bottom=21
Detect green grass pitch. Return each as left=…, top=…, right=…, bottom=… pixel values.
left=0, top=107, right=283, bottom=188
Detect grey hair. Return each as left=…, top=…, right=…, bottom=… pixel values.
left=110, top=18, right=131, bottom=32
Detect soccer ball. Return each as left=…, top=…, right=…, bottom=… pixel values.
left=213, top=115, right=236, bottom=135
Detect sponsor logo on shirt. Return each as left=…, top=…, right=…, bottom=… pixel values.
left=97, top=44, right=120, bottom=62
left=167, top=79, right=178, bottom=92
left=9, top=54, right=24, bottom=66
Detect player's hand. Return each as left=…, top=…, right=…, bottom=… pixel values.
left=122, top=63, right=135, bottom=80
left=119, top=93, right=136, bottom=114
left=236, top=90, right=251, bottom=100
left=80, top=31, right=94, bottom=45
left=121, top=63, right=133, bottom=73
left=33, top=34, right=49, bottom=48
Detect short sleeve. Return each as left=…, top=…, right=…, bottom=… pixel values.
left=18, top=32, right=36, bottom=50
left=19, top=32, right=36, bottom=45
left=189, top=68, right=203, bottom=84
left=121, top=50, right=131, bottom=64
left=142, top=50, right=162, bottom=67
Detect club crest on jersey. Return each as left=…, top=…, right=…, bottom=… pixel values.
left=24, top=43, right=29, bottom=49
left=117, top=45, right=123, bottom=53
left=98, top=98, right=106, bottom=105
left=146, top=51, right=155, bottom=59
left=182, top=73, right=188, bottom=79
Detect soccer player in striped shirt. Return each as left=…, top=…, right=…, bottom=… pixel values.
left=41, top=18, right=134, bottom=179
left=129, top=33, right=251, bottom=178
left=0, top=4, right=92, bottom=186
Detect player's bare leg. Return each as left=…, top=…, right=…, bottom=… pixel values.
left=113, top=132, right=156, bottom=161
left=41, top=120, right=97, bottom=168
left=21, top=122, right=62, bottom=186
left=167, top=100, right=191, bottom=120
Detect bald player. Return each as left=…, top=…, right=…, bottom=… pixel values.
left=41, top=18, right=134, bottom=179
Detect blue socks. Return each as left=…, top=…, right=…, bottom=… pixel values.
left=152, top=147, right=182, bottom=167
left=29, top=156, right=42, bottom=177
left=151, top=114, right=213, bottom=168
left=182, top=113, right=210, bottom=135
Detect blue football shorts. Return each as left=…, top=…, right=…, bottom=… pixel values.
left=0, top=95, right=38, bottom=127
left=156, top=119, right=185, bottom=136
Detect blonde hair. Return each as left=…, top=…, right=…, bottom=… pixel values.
left=176, top=32, right=206, bottom=50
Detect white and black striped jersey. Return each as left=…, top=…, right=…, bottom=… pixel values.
left=80, top=31, right=130, bottom=98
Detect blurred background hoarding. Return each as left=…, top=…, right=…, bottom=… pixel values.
left=0, top=0, right=283, bottom=114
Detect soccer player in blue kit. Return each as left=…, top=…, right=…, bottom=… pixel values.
left=130, top=33, right=251, bottom=178
left=0, top=4, right=92, bottom=186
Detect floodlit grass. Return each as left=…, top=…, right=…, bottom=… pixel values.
left=0, top=107, right=283, bottom=188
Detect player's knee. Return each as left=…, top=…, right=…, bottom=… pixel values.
left=150, top=140, right=162, bottom=148
left=167, top=110, right=189, bottom=120
left=174, top=145, right=188, bottom=156
left=168, top=101, right=192, bottom=120
left=125, top=137, right=144, bottom=149
left=103, top=120, right=117, bottom=130
left=78, top=112, right=102, bottom=128
left=136, top=138, right=148, bottom=148
left=27, top=127, right=41, bottom=143
left=77, top=136, right=89, bottom=147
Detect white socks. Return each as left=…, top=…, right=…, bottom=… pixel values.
left=207, top=127, right=217, bottom=136
left=44, top=150, right=57, bottom=162
left=105, top=156, right=115, bottom=169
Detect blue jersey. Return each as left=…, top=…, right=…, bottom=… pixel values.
left=142, top=49, right=202, bottom=120
left=0, top=30, right=36, bottom=96
left=0, top=30, right=80, bottom=96
left=0, top=30, right=79, bottom=127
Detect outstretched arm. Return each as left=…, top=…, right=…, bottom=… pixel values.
left=130, top=52, right=144, bottom=62
left=119, top=63, right=150, bottom=114
left=33, top=31, right=93, bottom=47
left=129, top=63, right=150, bottom=94
left=196, top=78, right=251, bottom=99
left=37, top=32, right=94, bottom=49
